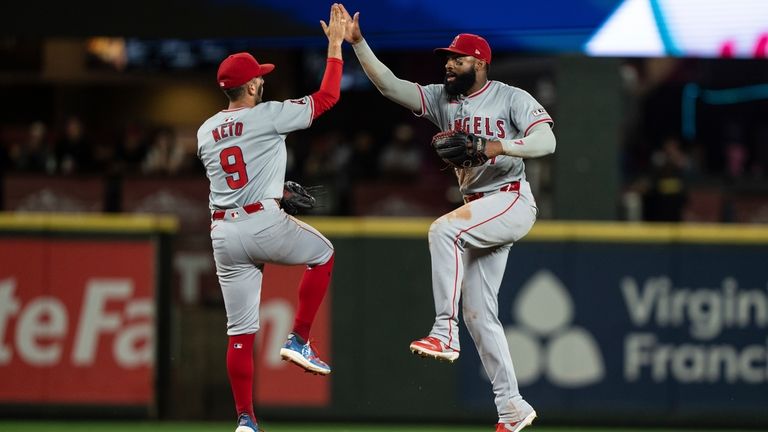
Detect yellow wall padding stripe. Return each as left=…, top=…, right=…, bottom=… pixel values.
left=301, top=217, right=432, bottom=237
left=0, top=212, right=179, bottom=233
left=2, top=213, right=766, bottom=244
left=301, top=217, right=768, bottom=244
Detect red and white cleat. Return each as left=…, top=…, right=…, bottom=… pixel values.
left=496, top=411, right=537, bottom=432
left=409, top=336, right=460, bottom=362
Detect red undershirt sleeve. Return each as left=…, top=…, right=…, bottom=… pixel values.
left=310, top=58, right=343, bottom=120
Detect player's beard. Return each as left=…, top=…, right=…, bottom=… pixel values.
left=444, top=68, right=476, bottom=97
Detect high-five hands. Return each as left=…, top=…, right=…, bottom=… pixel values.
left=320, top=3, right=346, bottom=45
left=338, top=3, right=362, bottom=44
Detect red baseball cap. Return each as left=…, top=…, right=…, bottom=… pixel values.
left=434, top=33, right=492, bottom=64
left=217, top=52, right=275, bottom=89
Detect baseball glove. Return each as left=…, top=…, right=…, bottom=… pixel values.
left=431, top=130, right=489, bottom=168
left=281, top=181, right=316, bottom=215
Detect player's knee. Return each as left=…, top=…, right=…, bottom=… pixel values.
left=462, top=306, right=478, bottom=328
left=323, top=240, right=335, bottom=259
left=319, top=249, right=335, bottom=267
left=428, top=219, right=454, bottom=241
left=227, top=320, right=260, bottom=336
left=308, top=246, right=334, bottom=268
left=225, top=306, right=260, bottom=335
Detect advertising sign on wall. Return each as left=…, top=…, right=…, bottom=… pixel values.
left=0, top=239, right=156, bottom=405
left=460, top=242, right=768, bottom=420
left=256, top=265, right=331, bottom=407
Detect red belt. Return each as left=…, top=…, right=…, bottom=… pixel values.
left=464, top=181, right=520, bottom=203
left=212, top=201, right=265, bottom=220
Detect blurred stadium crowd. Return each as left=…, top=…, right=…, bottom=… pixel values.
left=618, top=57, right=768, bottom=223
left=0, top=115, right=455, bottom=215
left=1, top=42, right=767, bottom=221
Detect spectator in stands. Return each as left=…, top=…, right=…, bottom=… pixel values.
left=303, top=131, right=348, bottom=213
left=167, top=128, right=205, bottom=175
left=378, top=122, right=421, bottom=180
left=723, top=125, right=748, bottom=180
left=752, top=126, right=768, bottom=179
left=142, top=127, right=178, bottom=175
left=643, top=135, right=693, bottom=221
left=92, top=135, right=117, bottom=174
left=0, top=136, right=8, bottom=174
left=346, top=130, right=379, bottom=181
left=115, top=124, right=149, bottom=174
left=304, top=131, right=347, bottom=179
left=54, top=116, right=93, bottom=174
left=8, top=121, right=52, bottom=173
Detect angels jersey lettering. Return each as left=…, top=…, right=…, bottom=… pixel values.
left=416, top=80, right=553, bottom=194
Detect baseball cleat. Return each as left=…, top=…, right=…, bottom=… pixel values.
left=235, top=413, right=262, bottom=432
left=409, top=336, right=460, bottom=362
left=496, top=410, right=537, bottom=432
left=279, top=333, right=331, bottom=375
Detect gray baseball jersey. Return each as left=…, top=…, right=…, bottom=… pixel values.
left=197, top=96, right=333, bottom=336
left=416, top=80, right=553, bottom=194
left=197, top=96, right=314, bottom=210
left=414, top=80, right=552, bottom=424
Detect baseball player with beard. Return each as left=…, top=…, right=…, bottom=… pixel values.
left=338, top=5, right=555, bottom=432
left=197, top=4, right=347, bottom=432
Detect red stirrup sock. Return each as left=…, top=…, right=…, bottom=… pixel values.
left=226, top=333, right=256, bottom=419
left=292, top=253, right=335, bottom=341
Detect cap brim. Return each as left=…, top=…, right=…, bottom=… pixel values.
left=257, top=63, right=275, bottom=77
left=433, top=47, right=471, bottom=58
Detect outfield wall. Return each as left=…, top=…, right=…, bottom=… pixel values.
left=1, top=215, right=766, bottom=427
left=297, top=219, right=768, bottom=427
left=0, top=213, right=177, bottom=417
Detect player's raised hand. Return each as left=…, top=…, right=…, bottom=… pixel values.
left=338, top=4, right=362, bottom=44
left=320, top=4, right=345, bottom=46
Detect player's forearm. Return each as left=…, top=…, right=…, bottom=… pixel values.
left=351, top=39, right=421, bottom=111
left=486, top=123, right=556, bottom=158
left=327, top=39, right=342, bottom=61
left=310, top=58, right=344, bottom=119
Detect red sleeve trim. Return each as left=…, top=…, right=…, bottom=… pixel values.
left=413, top=84, right=426, bottom=117
left=308, top=95, right=315, bottom=128
left=524, top=118, right=553, bottom=136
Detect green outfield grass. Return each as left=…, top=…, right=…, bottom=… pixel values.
left=0, top=423, right=761, bottom=432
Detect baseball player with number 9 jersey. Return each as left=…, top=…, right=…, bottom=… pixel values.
left=339, top=4, right=556, bottom=432
left=197, top=5, right=347, bottom=432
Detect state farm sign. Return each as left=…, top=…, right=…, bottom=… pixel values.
left=0, top=239, right=155, bottom=405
